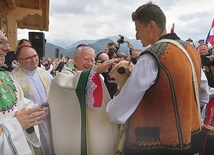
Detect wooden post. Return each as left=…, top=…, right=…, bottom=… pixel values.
left=4, top=11, right=17, bottom=50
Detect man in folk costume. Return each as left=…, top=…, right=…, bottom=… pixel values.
left=107, top=2, right=209, bottom=155
left=0, top=30, right=46, bottom=154
left=10, top=45, right=54, bottom=155
left=48, top=45, right=119, bottom=155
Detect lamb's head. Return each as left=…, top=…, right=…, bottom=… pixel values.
left=108, top=60, right=134, bottom=91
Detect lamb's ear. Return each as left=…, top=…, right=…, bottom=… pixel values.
left=126, top=68, right=131, bottom=75
left=128, top=61, right=134, bottom=72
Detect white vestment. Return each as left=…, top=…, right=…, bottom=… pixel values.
left=10, top=67, right=54, bottom=155
left=0, top=78, right=40, bottom=155
left=48, top=69, right=119, bottom=155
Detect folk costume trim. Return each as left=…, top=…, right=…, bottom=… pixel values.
left=156, top=39, right=200, bottom=120
left=0, top=71, right=17, bottom=114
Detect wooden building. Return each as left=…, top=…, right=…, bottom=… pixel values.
left=0, top=0, right=49, bottom=50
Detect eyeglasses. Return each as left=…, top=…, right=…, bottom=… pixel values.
left=0, top=39, right=11, bottom=47
left=83, top=56, right=94, bottom=64
left=18, top=54, right=39, bottom=61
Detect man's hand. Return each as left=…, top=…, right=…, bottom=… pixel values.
left=202, top=123, right=214, bottom=133
left=127, top=42, right=133, bottom=50
left=15, top=107, right=46, bottom=130
left=94, top=58, right=119, bottom=74
left=40, top=103, right=50, bottom=116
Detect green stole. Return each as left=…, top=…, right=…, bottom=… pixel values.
left=76, top=69, right=91, bottom=155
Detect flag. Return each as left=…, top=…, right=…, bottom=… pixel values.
left=170, top=23, right=175, bottom=34
left=205, top=19, right=214, bottom=46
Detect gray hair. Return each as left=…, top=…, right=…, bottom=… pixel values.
left=74, top=46, right=95, bottom=56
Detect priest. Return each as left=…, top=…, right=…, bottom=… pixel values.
left=48, top=45, right=119, bottom=155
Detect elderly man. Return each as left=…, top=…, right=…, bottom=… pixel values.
left=48, top=45, right=119, bottom=155
left=9, top=45, right=54, bottom=155
left=0, top=30, right=45, bottom=154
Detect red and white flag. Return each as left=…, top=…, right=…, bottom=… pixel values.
left=170, top=23, right=175, bottom=34
left=205, top=19, right=214, bottom=46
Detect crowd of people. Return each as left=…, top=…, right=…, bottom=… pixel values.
left=1, top=1, right=214, bottom=155
left=36, top=41, right=142, bottom=77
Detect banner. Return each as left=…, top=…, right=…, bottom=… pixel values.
left=170, top=23, right=175, bottom=34
left=205, top=19, right=214, bottom=46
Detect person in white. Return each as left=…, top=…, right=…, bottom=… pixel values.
left=9, top=45, right=54, bottom=155
left=48, top=45, right=119, bottom=155
left=0, top=30, right=46, bottom=154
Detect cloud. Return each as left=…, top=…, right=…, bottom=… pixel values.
left=50, top=0, right=104, bottom=15
left=18, top=0, right=214, bottom=48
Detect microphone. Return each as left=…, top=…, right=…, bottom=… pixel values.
left=26, top=126, right=35, bottom=134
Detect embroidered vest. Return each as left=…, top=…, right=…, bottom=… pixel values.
left=124, top=40, right=202, bottom=155
left=12, top=67, right=51, bottom=102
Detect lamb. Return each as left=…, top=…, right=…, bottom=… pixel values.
left=108, top=60, right=134, bottom=96
left=108, top=60, right=134, bottom=155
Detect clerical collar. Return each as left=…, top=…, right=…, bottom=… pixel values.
left=22, top=67, right=37, bottom=76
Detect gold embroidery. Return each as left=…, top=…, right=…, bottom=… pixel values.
left=0, top=126, right=2, bottom=136
left=12, top=67, right=51, bottom=100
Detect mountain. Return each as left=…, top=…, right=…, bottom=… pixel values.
left=66, top=39, right=98, bottom=49
left=88, top=38, right=113, bottom=53
left=44, top=43, right=71, bottom=58
left=44, top=36, right=145, bottom=59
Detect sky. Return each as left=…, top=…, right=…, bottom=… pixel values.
left=17, top=0, right=214, bottom=48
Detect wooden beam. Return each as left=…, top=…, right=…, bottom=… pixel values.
left=5, top=0, right=16, bottom=9
left=4, top=12, right=17, bottom=50
left=3, top=5, right=43, bottom=50
left=0, top=3, right=3, bottom=14
left=0, top=17, right=4, bottom=30
left=1, top=0, right=49, bottom=49
left=15, top=0, right=21, bottom=7
left=38, top=0, right=43, bottom=10
left=11, top=7, right=42, bottom=20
